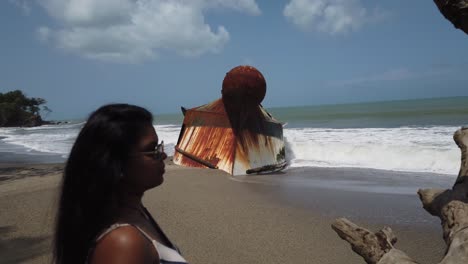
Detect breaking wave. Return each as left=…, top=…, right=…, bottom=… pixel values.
left=284, top=126, right=460, bottom=175
left=0, top=122, right=462, bottom=175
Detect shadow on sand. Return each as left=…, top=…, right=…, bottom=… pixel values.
left=0, top=225, right=51, bottom=264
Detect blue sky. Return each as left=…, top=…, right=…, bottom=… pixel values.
left=1, top=0, right=467, bottom=120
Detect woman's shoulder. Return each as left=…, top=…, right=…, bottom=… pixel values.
left=89, top=225, right=159, bottom=264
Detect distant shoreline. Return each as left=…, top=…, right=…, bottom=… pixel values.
left=1, top=96, right=466, bottom=175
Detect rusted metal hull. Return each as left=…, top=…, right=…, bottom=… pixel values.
left=173, top=99, right=286, bottom=176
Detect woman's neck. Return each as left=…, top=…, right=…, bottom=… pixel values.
left=119, top=190, right=144, bottom=210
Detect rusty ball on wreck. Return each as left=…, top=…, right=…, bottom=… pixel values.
left=222, top=65, right=266, bottom=107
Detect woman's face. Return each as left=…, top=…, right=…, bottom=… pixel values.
left=123, top=125, right=167, bottom=193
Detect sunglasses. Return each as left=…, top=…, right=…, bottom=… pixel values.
left=139, top=140, right=165, bottom=160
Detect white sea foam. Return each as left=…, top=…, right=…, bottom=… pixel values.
left=0, top=123, right=462, bottom=176
left=0, top=123, right=181, bottom=158
left=153, top=125, right=181, bottom=156
left=0, top=123, right=84, bottom=156
left=284, top=126, right=460, bottom=175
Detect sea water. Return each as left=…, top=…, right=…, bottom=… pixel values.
left=0, top=96, right=467, bottom=176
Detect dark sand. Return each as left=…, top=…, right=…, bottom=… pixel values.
left=0, top=162, right=451, bottom=264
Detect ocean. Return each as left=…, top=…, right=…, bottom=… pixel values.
left=0, top=96, right=467, bottom=177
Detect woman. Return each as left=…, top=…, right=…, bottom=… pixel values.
left=53, top=104, right=188, bottom=264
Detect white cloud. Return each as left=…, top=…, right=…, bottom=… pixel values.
left=35, top=0, right=261, bottom=63
left=283, top=0, right=384, bottom=34
left=37, top=26, right=51, bottom=42
left=37, top=0, right=134, bottom=27
left=201, top=0, right=261, bottom=15
left=9, top=0, right=31, bottom=15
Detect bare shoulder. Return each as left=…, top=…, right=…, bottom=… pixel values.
left=90, top=225, right=159, bottom=264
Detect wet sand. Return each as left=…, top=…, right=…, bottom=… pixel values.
left=0, top=162, right=449, bottom=264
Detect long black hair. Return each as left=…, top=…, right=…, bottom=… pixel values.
left=53, top=104, right=153, bottom=264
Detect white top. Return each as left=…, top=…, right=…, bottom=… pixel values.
left=89, top=223, right=188, bottom=264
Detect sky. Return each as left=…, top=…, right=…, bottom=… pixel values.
left=0, top=0, right=467, bottom=120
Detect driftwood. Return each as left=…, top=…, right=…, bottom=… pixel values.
left=433, top=0, right=468, bottom=34
left=332, top=4, right=467, bottom=263
left=332, top=127, right=468, bottom=264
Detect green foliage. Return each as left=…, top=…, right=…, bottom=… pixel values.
left=0, top=90, right=51, bottom=127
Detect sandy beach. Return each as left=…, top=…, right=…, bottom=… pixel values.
left=0, top=161, right=451, bottom=264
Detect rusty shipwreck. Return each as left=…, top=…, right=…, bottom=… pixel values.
left=173, top=65, right=287, bottom=176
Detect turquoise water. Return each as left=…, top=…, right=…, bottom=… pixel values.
left=267, top=96, right=468, bottom=128
left=153, top=96, right=468, bottom=128
left=153, top=112, right=183, bottom=125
